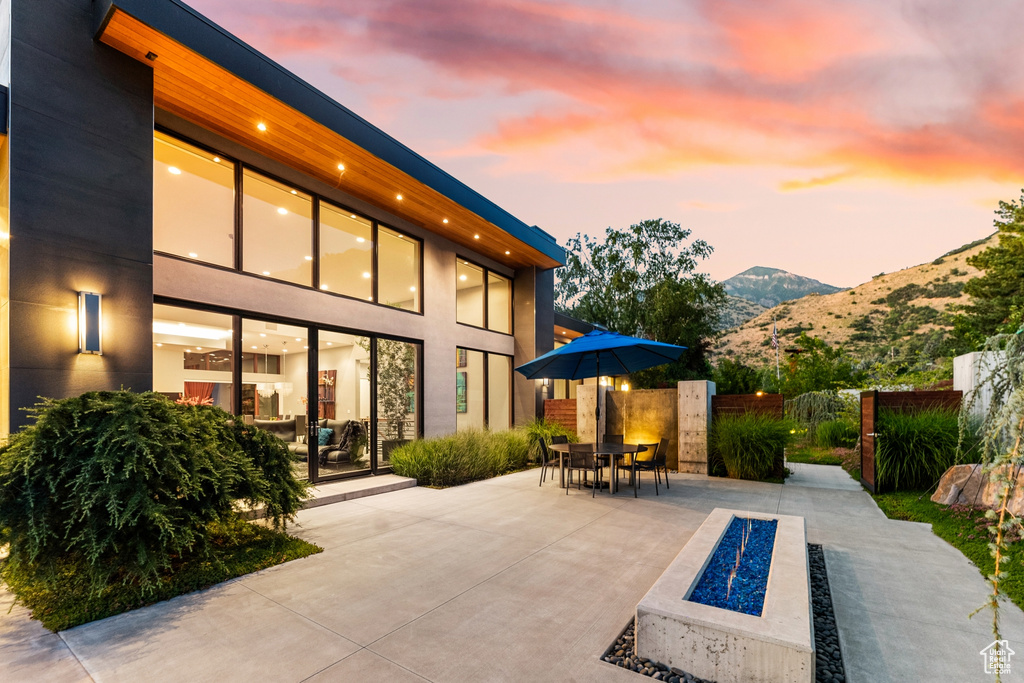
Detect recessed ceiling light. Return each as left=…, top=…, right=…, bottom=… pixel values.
left=295, top=337, right=301, bottom=342
left=213, top=157, right=221, bottom=163
left=320, top=284, right=329, bottom=290
left=337, top=163, right=345, bottom=171
left=304, top=255, right=313, bottom=261
left=367, top=296, right=373, bottom=301
left=505, top=250, right=511, bottom=255
left=290, top=190, right=297, bottom=195
left=443, top=218, right=448, bottom=224
left=362, top=272, right=370, bottom=278
left=410, top=286, right=416, bottom=292
left=282, top=349, right=288, bottom=353
left=196, top=347, right=202, bottom=351
left=257, top=122, right=267, bottom=132
left=277, top=207, right=288, bottom=215
left=188, top=252, right=198, bottom=258
left=262, top=270, right=270, bottom=275
left=303, top=345, right=309, bottom=350
left=168, top=166, right=182, bottom=175
left=155, top=343, right=163, bottom=347
left=356, top=236, right=365, bottom=243
left=259, top=333, right=266, bottom=337
left=251, top=345, right=257, bottom=349
left=396, top=194, right=403, bottom=200
left=185, top=348, right=191, bottom=352
left=459, top=274, right=467, bottom=281
left=474, top=234, right=480, bottom=239
left=327, top=342, right=332, bottom=346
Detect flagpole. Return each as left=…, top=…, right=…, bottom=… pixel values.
left=774, top=317, right=780, bottom=381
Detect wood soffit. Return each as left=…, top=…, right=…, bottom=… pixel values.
left=98, top=9, right=561, bottom=270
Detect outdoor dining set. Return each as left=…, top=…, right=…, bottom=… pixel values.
left=538, top=435, right=671, bottom=497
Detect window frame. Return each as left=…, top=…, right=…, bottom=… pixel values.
left=455, top=345, right=514, bottom=430
left=152, top=128, right=424, bottom=316
left=454, top=255, right=514, bottom=335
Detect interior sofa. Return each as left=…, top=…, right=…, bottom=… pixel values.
left=253, top=416, right=365, bottom=466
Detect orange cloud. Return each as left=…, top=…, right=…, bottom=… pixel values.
left=779, top=171, right=857, bottom=191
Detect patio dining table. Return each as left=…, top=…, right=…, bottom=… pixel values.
left=547, top=442, right=647, bottom=494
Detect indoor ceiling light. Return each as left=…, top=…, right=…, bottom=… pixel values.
left=262, top=270, right=270, bottom=275
left=168, top=167, right=181, bottom=175
left=304, top=255, right=313, bottom=261
left=295, top=337, right=301, bottom=341
left=277, top=207, right=288, bottom=215
left=257, top=122, right=267, bottom=132
left=153, top=321, right=231, bottom=340
left=474, top=234, right=480, bottom=239
left=213, top=157, right=221, bottom=163
left=356, top=236, right=365, bottom=243
left=459, top=274, right=467, bottom=281
left=188, top=252, right=198, bottom=258
left=303, top=345, right=309, bottom=350
left=362, top=272, right=370, bottom=278
left=396, top=194, right=403, bottom=200
left=0, top=231, right=9, bottom=240
left=410, top=286, right=416, bottom=292
left=259, top=333, right=266, bottom=337
left=367, top=296, right=373, bottom=301
left=505, top=250, right=511, bottom=255
left=251, top=345, right=257, bottom=349
left=155, top=343, right=163, bottom=347
left=282, top=349, right=288, bottom=353
left=290, top=190, right=297, bottom=195
left=443, top=218, right=448, bottom=224
left=337, top=163, right=345, bottom=171
left=327, top=342, right=332, bottom=346
left=320, top=284, right=329, bottom=290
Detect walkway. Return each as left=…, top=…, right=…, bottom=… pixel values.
left=2, top=464, right=1020, bottom=682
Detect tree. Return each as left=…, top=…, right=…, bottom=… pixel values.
left=555, top=219, right=726, bottom=385
left=711, top=358, right=762, bottom=395
left=774, top=334, right=865, bottom=398
left=952, top=193, right=1024, bottom=349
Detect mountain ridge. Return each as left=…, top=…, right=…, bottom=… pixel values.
left=722, top=266, right=845, bottom=308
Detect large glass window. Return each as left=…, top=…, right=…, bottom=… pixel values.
left=378, top=226, right=421, bottom=311
left=154, top=132, right=235, bottom=267
left=153, top=305, right=235, bottom=412
left=487, top=272, right=512, bottom=334
left=319, top=202, right=372, bottom=300
left=377, top=338, right=420, bottom=466
left=0, top=138, right=9, bottom=442
left=317, top=330, right=370, bottom=476
left=456, top=348, right=486, bottom=430
left=242, top=170, right=312, bottom=286
left=487, top=354, right=512, bottom=430
left=456, top=260, right=485, bottom=327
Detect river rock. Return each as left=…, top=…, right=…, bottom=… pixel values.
left=931, top=464, right=1024, bottom=515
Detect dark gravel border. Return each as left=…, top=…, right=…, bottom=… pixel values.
left=601, top=543, right=846, bottom=683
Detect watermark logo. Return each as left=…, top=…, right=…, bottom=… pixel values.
left=981, top=640, right=1015, bottom=675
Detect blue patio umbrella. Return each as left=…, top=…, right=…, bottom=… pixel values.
left=515, top=329, right=687, bottom=432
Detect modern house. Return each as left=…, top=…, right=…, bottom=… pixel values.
left=0, top=0, right=564, bottom=481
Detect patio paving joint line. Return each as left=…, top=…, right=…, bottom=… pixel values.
left=237, top=581, right=361, bottom=646
left=56, top=631, right=97, bottom=682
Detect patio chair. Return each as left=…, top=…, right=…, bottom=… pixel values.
left=538, top=435, right=569, bottom=486
left=566, top=443, right=602, bottom=497
left=631, top=438, right=670, bottom=497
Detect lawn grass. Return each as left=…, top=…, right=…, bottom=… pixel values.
left=873, top=491, right=1024, bottom=612
left=2, top=516, right=322, bottom=632
left=786, top=443, right=844, bottom=466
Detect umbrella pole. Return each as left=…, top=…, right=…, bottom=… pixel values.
left=595, top=356, right=601, bottom=442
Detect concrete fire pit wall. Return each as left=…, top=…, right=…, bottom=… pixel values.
left=636, top=508, right=814, bottom=683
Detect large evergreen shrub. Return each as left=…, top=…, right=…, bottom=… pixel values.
left=710, top=413, right=793, bottom=480
left=0, top=391, right=310, bottom=591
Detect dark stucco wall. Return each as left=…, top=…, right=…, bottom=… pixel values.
left=7, top=0, right=153, bottom=429
left=513, top=266, right=554, bottom=425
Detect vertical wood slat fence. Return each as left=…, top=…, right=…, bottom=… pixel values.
left=859, top=390, right=962, bottom=494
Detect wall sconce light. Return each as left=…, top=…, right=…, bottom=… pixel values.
left=622, top=383, right=630, bottom=392
left=542, top=378, right=550, bottom=386
left=79, top=292, right=102, bottom=354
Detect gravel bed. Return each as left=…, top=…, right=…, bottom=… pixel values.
left=809, top=543, right=846, bottom=683
left=602, top=543, right=846, bottom=683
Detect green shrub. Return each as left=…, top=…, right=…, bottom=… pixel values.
left=0, top=391, right=311, bottom=592
left=710, top=413, right=794, bottom=480
left=875, top=408, right=959, bottom=491
left=816, top=420, right=859, bottom=448
left=521, top=417, right=578, bottom=462
left=389, top=428, right=532, bottom=487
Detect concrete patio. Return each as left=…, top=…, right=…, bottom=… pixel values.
left=2, top=463, right=1021, bottom=682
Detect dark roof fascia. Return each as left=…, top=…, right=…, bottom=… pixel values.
left=93, top=0, right=564, bottom=265
left=554, top=311, right=596, bottom=335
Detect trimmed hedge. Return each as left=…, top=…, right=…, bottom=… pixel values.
left=0, top=391, right=311, bottom=592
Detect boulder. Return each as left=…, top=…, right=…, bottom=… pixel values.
left=931, top=464, right=1024, bottom=516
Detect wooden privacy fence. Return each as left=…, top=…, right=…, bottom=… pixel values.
left=711, top=393, right=785, bottom=419
left=859, top=390, right=962, bottom=494
left=543, top=399, right=577, bottom=434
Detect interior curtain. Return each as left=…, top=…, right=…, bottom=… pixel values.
left=183, top=381, right=215, bottom=400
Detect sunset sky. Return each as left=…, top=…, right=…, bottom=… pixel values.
left=188, top=0, right=1024, bottom=287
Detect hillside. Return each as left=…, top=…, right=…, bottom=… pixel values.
left=722, top=266, right=845, bottom=308
left=714, top=234, right=997, bottom=366
left=718, top=295, right=768, bottom=330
